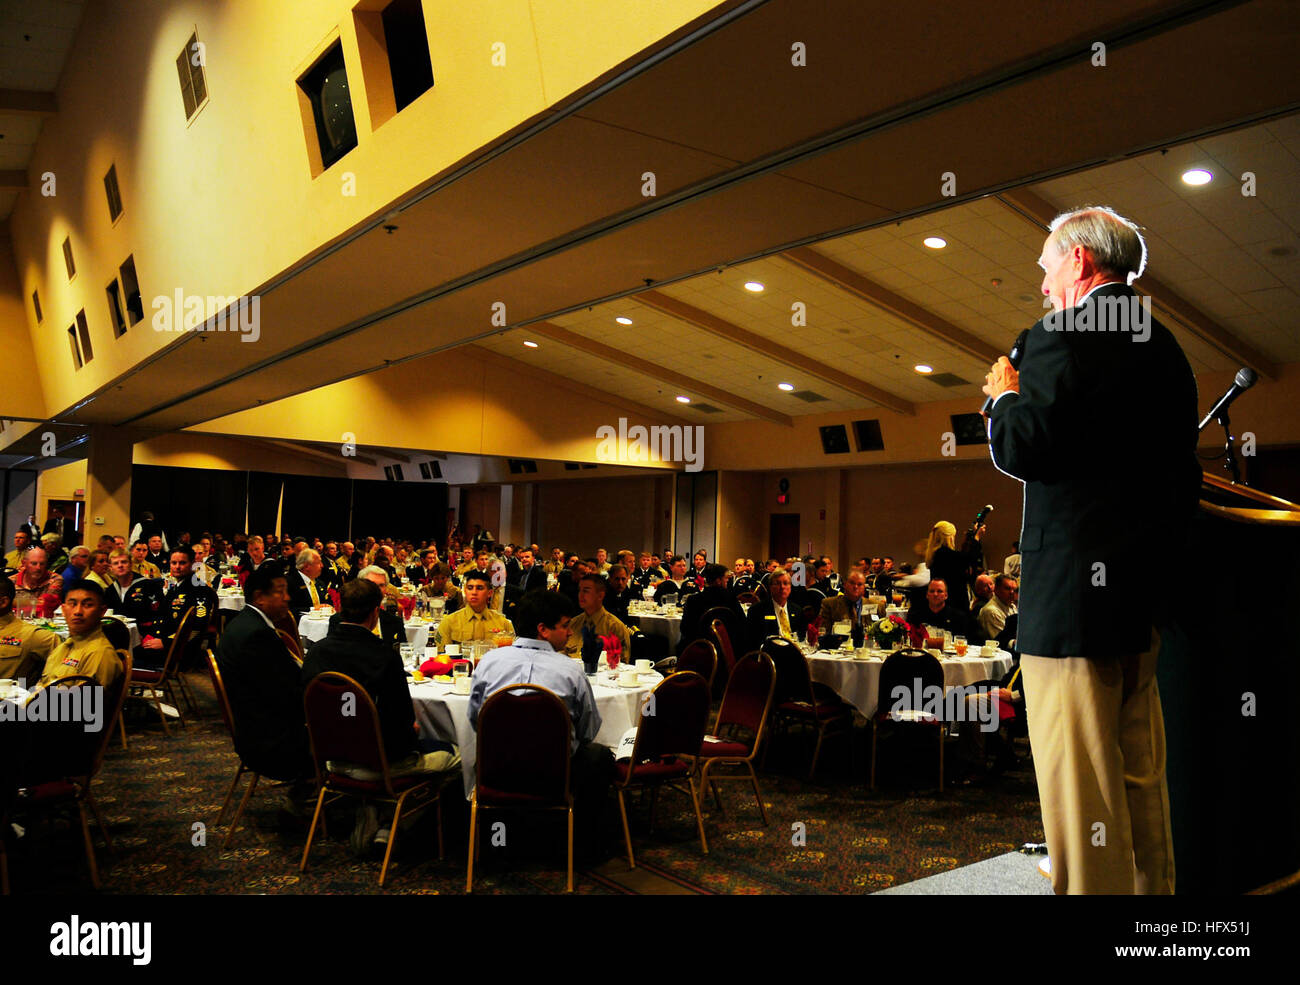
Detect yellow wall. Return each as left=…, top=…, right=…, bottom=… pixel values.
left=534, top=474, right=673, bottom=556
left=4, top=0, right=726, bottom=419
left=0, top=231, right=47, bottom=417
left=34, top=459, right=88, bottom=536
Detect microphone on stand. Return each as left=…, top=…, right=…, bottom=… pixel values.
left=981, top=329, right=1030, bottom=415
left=1198, top=367, right=1258, bottom=432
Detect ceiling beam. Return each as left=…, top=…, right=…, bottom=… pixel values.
left=0, top=171, right=26, bottom=191
left=264, top=439, right=376, bottom=468
left=0, top=89, right=56, bottom=115
left=528, top=322, right=794, bottom=427
left=636, top=291, right=917, bottom=416
left=463, top=343, right=693, bottom=437
left=996, top=188, right=1279, bottom=379
left=373, top=448, right=414, bottom=464
left=781, top=247, right=1002, bottom=364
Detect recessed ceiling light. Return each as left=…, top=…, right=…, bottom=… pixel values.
left=675, top=395, right=691, bottom=404
left=522, top=340, right=538, bottom=348
left=914, top=363, right=934, bottom=374
left=777, top=382, right=795, bottom=391
left=615, top=316, right=633, bottom=325
left=923, top=237, right=947, bottom=249
left=743, top=281, right=765, bottom=293
left=1181, top=168, right=1212, bottom=186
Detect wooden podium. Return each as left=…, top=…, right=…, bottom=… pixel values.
left=1156, top=472, right=1300, bottom=894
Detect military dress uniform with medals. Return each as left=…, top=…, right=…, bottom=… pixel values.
left=120, top=578, right=168, bottom=670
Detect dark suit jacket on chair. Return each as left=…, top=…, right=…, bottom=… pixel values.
left=988, top=283, right=1199, bottom=658
left=215, top=606, right=310, bottom=780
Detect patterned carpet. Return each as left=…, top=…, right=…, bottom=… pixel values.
left=4, top=672, right=1044, bottom=895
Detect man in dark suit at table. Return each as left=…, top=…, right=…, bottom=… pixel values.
left=514, top=547, right=548, bottom=594
left=215, top=565, right=313, bottom=809
left=652, top=556, right=697, bottom=605
left=984, top=205, right=1199, bottom=895
left=287, top=548, right=329, bottom=619
left=603, top=564, right=637, bottom=624
left=679, top=563, right=742, bottom=653
left=819, top=570, right=872, bottom=637
left=745, top=568, right=807, bottom=651
left=328, top=565, right=408, bottom=653
left=905, top=579, right=983, bottom=644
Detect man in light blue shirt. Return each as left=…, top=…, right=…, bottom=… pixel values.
left=468, top=589, right=614, bottom=859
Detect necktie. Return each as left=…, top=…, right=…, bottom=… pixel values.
left=308, top=580, right=320, bottom=606
left=777, top=606, right=792, bottom=640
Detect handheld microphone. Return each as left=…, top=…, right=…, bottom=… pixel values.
left=1198, top=367, right=1258, bottom=431
left=971, top=504, right=994, bottom=531
left=981, top=329, right=1029, bottom=415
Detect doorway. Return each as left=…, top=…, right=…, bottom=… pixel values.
left=45, top=499, right=83, bottom=548
left=769, top=513, right=799, bottom=561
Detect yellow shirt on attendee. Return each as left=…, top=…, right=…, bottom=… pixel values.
left=439, top=606, right=513, bottom=644
left=37, top=626, right=124, bottom=689
left=132, top=560, right=160, bottom=579
left=563, top=607, right=632, bottom=659
left=0, top=611, right=60, bottom=686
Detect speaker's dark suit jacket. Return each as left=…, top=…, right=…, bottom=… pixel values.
left=745, top=598, right=808, bottom=653
left=215, top=607, right=310, bottom=780
left=988, top=284, right=1199, bottom=657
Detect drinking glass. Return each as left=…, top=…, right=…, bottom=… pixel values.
left=606, top=649, right=620, bottom=672
left=954, top=635, right=967, bottom=657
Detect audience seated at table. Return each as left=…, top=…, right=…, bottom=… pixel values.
left=818, top=570, right=872, bottom=635
left=417, top=562, right=463, bottom=614
left=0, top=575, right=58, bottom=687
left=468, top=590, right=614, bottom=859
left=679, top=563, right=742, bottom=652
left=13, top=548, right=63, bottom=612
left=287, top=548, right=330, bottom=619
left=652, top=555, right=698, bottom=604
left=36, top=582, right=123, bottom=690
left=514, top=548, right=549, bottom=593
left=562, top=572, right=632, bottom=660
left=603, top=564, right=636, bottom=623
left=216, top=566, right=314, bottom=810
left=969, top=573, right=995, bottom=620
left=904, top=579, right=984, bottom=644
left=746, top=567, right=807, bottom=650
left=438, top=570, right=513, bottom=645
left=302, top=578, right=461, bottom=854
left=977, top=575, right=1019, bottom=642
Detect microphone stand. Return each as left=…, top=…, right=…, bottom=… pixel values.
left=1203, top=407, right=1244, bottom=485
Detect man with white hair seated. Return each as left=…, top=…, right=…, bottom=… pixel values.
left=13, top=548, right=63, bottom=613
left=288, top=548, right=329, bottom=619
left=327, top=564, right=407, bottom=652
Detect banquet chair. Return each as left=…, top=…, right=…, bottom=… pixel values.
left=301, top=673, right=448, bottom=887
left=100, top=618, right=132, bottom=749
left=630, top=630, right=669, bottom=666
left=871, top=648, right=947, bottom=792
left=467, top=684, right=573, bottom=893
left=614, top=671, right=711, bottom=869
left=3, top=655, right=131, bottom=892
left=123, top=607, right=195, bottom=741
left=676, top=639, right=718, bottom=690
left=702, top=610, right=738, bottom=677
left=735, top=592, right=759, bottom=606
left=205, top=652, right=271, bottom=850
left=760, top=637, right=853, bottom=780
left=697, top=652, right=776, bottom=823
left=277, top=629, right=304, bottom=666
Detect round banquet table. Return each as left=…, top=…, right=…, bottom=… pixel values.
left=806, top=647, right=1014, bottom=716
left=629, top=611, right=682, bottom=650
left=409, top=666, right=663, bottom=798
left=297, top=612, right=433, bottom=649
left=52, top=616, right=142, bottom=652
left=217, top=593, right=245, bottom=612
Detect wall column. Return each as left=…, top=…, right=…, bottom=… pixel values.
left=85, top=424, right=137, bottom=541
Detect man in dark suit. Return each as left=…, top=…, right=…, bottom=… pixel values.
left=328, top=565, right=407, bottom=652
left=652, top=556, right=697, bottom=604
left=745, top=568, right=807, bottom=651
left=904, top=579, right=983, bottom=644
left=603, top=564, right=637, bottom=624
left=679, top=563, right=742, bottom=653
left=303, top=579, right=459, bottom=853
left=514, top=548, right=548, bottom=593
left=287, top=548, right=329, bottom=618
left=405, top=548, right=439, bottom=588
left=215, top=566, right=313, bottom=797
left=42, top=508, right=75, bottom=548
left=985, top=206, right=1199, bottom=895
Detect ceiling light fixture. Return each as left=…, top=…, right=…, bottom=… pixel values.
left=675, top=395, right=692, bottom=404
left=923, top=237, right=947, bottom=249
left=743, top=281, right=765, bottom=293
left=615, top=316, right=633, bottom=325
left=914, top=363, right=934, bottom=374
left=777, top=382, right=795, bottom=391
left=522, top=340, right=539, bottom=348
left=1181, top=168, right=1212, bottom=186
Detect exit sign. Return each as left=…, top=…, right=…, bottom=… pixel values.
left=73, top=489, right=85, bottom=497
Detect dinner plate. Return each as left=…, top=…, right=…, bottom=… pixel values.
left=617, top=679, right=642, bottom=689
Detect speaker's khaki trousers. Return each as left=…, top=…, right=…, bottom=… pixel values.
left=1021, top=632, right=1175, bottom=894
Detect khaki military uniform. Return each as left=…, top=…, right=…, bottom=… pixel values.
left=563, top=607, right=632, bottom=660
left=438, top=606, right=513, bottom=645
left=132, top=559, right=161, bottom=579
left=37, top=626, right=124, bottom=689
left=0, top=611, right=60, bottom=686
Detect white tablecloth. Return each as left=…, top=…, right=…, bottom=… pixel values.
left=218, top=593, right=245, bottom=612
left=296, top=613, right=431, bottom=650
left=54, top=618, right=142, bottom=653
left=807, top=648, right=1013, bottom=716
left=630, top=612, right=682, bottom=650
left=409, top=667, right=663, bottom=798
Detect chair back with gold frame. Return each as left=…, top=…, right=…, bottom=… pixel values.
left=705, top=615, right=737, bottom=675
left=620, top=671, right=711, bottom=777
left=676, top=639, right=718, bottom=690
left=470, top=684, right=574, bottom=892
left=714, top=651, right=776, bottom=747
left=205, top=651, right=237, bottom=738
left=277, top=629, right=304, bottom=665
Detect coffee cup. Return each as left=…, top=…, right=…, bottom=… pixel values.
left=452, top=676, right=472, bottom=695
left=444, top=644, right=461, bottom=657
left=619, top=669, right=638, bottom=687
left=635, top=659, right=652, bottom=673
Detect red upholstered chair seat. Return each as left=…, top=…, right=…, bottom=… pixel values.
left=323, top=770, right=430, bottom=796
left=698, top=738, right=750, bottom=759
left=130, top=667, right=165, bottom=685
left=24, top=779, right=78, bottom=803
left=615, top=757, right=691, bottom=783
